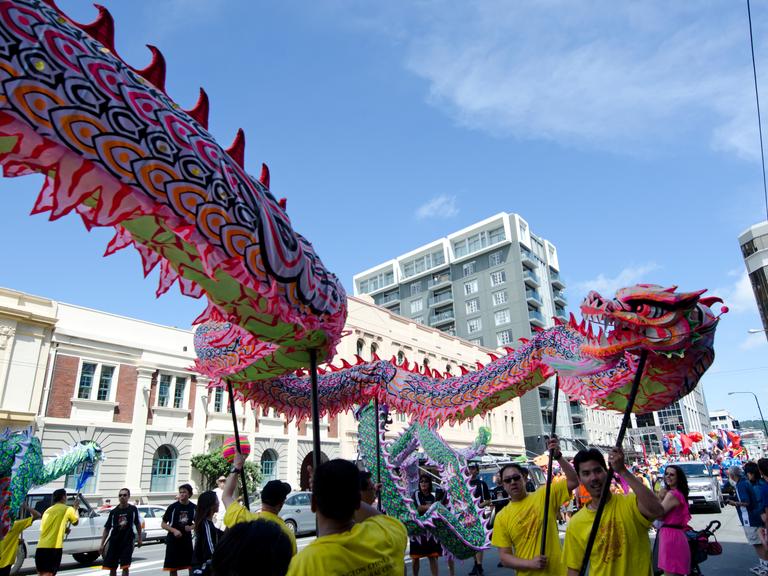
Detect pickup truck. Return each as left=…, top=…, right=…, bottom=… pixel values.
left=10, top=489, right=109, bottom=574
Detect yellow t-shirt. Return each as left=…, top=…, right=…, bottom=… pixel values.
left=222, top=502, right=297, bottom=555
left=491, top=479, right=570, bottom=576
left=563, top=493, right=653, bottom=576
left=286, top=515, right=407, bottom=576
left=39, top=503, right=79, bottom=549
left=0, top=517, right=33, bottom=568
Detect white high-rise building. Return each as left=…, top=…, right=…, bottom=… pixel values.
left=353, top=212, right=620, bottom=454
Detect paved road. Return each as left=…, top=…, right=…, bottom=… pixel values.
left=16, top=505, right=758, bottom=575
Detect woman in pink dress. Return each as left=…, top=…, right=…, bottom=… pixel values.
left=658, top=465, right=692, bottom=576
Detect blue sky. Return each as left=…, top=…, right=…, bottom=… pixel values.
left=2, top=1, right=767, bottom=424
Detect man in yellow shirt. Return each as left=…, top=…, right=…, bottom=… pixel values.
left=492, top=435, right=579, bottom=575
left=0, top=503, right=41, bottom=576
left=563, top=447, right=664, bottom=576
left=35, top=489, right=80, bottom=576
left=221, top=451, right=297, bottom=555
left=287, top=459, right=407, bottom=576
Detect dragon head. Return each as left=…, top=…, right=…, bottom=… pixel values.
left=578, top=284, right=721, bottom=359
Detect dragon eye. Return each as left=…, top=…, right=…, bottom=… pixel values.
left=637, top=304, right=650, bottom=315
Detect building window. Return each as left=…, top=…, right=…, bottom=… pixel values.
left=465, top=298, right=480, bottom=314
left=397, top=351, right=405, bottom=365
left=157, top=374, right=187, bottom=409
left=489, top=251, right=503, bottom=267
left=445, top=364, right=453, bottom=374
left=464, top=279, right=478, bottom=296
left=77, top=362, right=116, bottom=401
left=469, top=337, right=483, bottom=346
left=370, top=342, right=378, bottom=359
left=494, top=309, right=510, bottom=326
left=412, top=315, right=423, bottom=324
left=64, top=441, right=101, bottom=493
left=492, top=290, right=508, bottom=306
left=519, top=221, right=528, bottom=236
left=358, top=270, right=395, bottom=294
left=488, top=227, right=505, bottom=245
left=213, top=388, right=224, bottom=412
left=463, top=262, right=476, bottom=277
left=490, top=270, right=506, bottom=287
left=356, top=339, right=365, bottom=356
left=261, top=449, right=279, bottom=484
left=496, top=329, right=514, bottom=346
left=150, top=445, right=177, bottom=492
left=410, top=300, right=423, bottom=314
left=397, top=412, right=406, bottom=423
left=173, top=377, right=186, bottom=409
left=467, top=318, right=482, bottom=334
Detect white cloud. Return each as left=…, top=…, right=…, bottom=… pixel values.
left=740, top=332, right=768, bottom=351
left=415, top=194, right=458, bottom=220
left=713, top=270, right=759, bottom=315
left=354, top=1, right=760, bottom=158
left=571, top=263, right=660, bottom=299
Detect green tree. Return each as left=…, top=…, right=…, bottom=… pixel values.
left=191, top=452, right=261, bottom=495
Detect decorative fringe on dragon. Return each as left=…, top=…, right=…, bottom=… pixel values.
left=0, top=430, right=101, bottom=539
left=0, top=0, right=724, bottom=556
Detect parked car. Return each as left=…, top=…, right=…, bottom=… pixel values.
left=278, top=492, right=314, bottom=535
left=136, top=505, right=167, bottom=542
left=674, top=462, right=723, bottom=513
left=12, top=489, right=111, bottom=574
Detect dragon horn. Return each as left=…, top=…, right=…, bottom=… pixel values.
left=79, top=5, right=116, bottom=54
left=134, top=45, right=167, bottom=93
left=260, top=164, right=271, bottom=189
left=185, top=88, right=210, bottom=129
left=226, top=129, right=246, bottom=169
left=699, top=296, right=724, bottom=308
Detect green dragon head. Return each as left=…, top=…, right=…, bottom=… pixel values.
left=578, top=284, right=722, bottom=360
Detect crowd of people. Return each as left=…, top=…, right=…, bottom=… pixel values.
left=3, top=446, right=768, bottom=576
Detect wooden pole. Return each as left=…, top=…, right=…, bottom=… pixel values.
left=374, top=397, right=382, bottom=511
left=309, top=349, right=321, bottom=480
left=226, top=379, right=249, bottom=510
left=540, top=375, right=560, bottom=555
left=577, top=349, right=649, bottom=576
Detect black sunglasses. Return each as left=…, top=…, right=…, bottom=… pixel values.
left=118, top=493, right=129, bottom=497
left=502, top=474, right=523, bottom=483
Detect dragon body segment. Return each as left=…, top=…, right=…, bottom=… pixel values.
left=0, top=0, right=346, bottom=374
left=0, top=429, right=101, bottom=539
left=356, top=403, right=491, bottom=559
left=212, top=284, right=721, bottom=423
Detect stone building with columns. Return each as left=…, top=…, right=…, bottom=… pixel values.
left=0, top=286, right=527, bottom=505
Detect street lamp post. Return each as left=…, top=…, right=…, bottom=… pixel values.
left=728, top=391, right=768, bottom=438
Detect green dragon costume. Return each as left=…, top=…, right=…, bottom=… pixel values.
left=0, top=429, right=101, bottom=539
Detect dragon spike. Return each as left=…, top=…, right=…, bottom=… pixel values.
left=487, top=353, right=499, bottom=362
left=664, top=285, right=679, bottom=293
left=699, top=296, right=724, bottom=308
left=531, top=325, right=544, bottom=332
left=78, top=5, right=116, bottom=53
left=317, top=366, right=326, bottom=375
left=553, top=316, right=564, bottom=326
left=259, top=163, right=271, bottom=189
left=372, top=351, right=381, bottom=361
left=518, top=337, right=530, bottom=344
left=134, top=45, right=167, bottom=93
left=503, top=346, right=515, bottom=354
left=390, top=355, right=398, bottom=366
left=354, top=354, right=365, bottom=365
left=340, top=359, right=353, bottom=369
left=568, top=313, right=578, bottom=328
left=185, top=88, right=210, bottom=129
left=278, top=198, right=287, bottom=211
left=475, top=361, right=484, bottom=370
left=226, top=129, right=246, bottom=169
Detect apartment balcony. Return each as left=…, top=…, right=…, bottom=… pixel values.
left=384, top=304, right=400, bottom=315
left=520, top=246, right=537, bottom=269
left=523, top=270, right=541, bottom=287
left=428, top=290, right=454, bottom=307
left=427, top=273, right=452, bottom=290
left=553, top=289, right=567, bottom=305
left=439, top=324, right=456, bottom=336
left=376, top=290, right=400, bottom=306
left=554, top=307, right=567, bottom=321
left=529, top=309, right=546, bottom=327
left=550, top=269, right=565, bottom=288
left=429, top=309, right=455, bottom=325
left=526, top=289, right=542, bottom=306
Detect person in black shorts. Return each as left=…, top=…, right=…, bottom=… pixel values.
left=100, top=488, right=142, bottom=576
left=467, top=463, right=491, bottom=576
left=410, top=475, right=441, bottom=576
left=161, top=484, right=196, bottom=576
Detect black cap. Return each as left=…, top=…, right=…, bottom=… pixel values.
left=261, top=480, right=291, bottom=505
